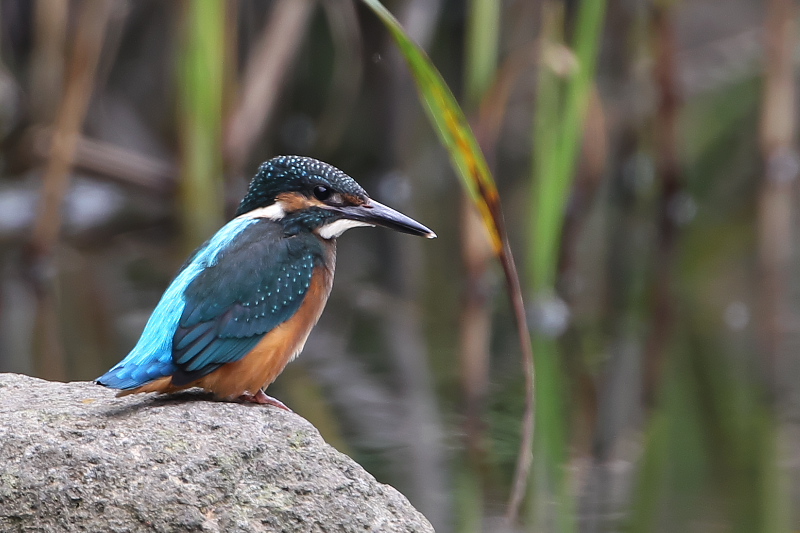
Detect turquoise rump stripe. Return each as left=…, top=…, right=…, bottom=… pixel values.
left=97, top=217, right=260, bottom=390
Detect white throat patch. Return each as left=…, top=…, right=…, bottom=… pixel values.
left=317, top=219, right=373, bottom=239
left=239, top=202, right=286, bottom=221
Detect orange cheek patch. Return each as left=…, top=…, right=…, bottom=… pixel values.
left=277, top=191, right=366, bottom=211
left=275, top=192, right=325, bottom=212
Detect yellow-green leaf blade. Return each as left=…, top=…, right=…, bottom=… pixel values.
left=361, top=0, right=503, bottom=254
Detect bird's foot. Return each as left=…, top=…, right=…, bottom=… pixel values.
left=238, top=390, right=292, bottom=411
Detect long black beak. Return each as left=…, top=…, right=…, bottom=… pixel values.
left=339, top=199, right=436, bottom=239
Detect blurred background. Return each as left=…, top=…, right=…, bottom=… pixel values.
left=0, top=0, right=797, bottom=531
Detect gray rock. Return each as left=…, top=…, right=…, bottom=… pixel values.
left=0, top=373, right=434, bottom=533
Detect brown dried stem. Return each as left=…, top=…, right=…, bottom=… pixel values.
left=224, top=0, right=315, bottom=174
left=31, top=0, right=111, bottom=259
left=29, top=129, right=176, bottom=195
left=28, top=0, right=111, bottom=381
left=317, top=0, right=363, bottom=155
left=29, top=0, right=68, bottom=124
left=758, top=0, right=796, bottom=393
left=642, top=6, right=682, bottom=409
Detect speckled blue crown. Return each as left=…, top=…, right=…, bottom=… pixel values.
left=236, top=156, right=367, bottom=216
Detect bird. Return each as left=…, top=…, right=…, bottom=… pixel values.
left=96, top=155, right=435, bottom=409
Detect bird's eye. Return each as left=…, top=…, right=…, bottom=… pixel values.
left=313, top=186, right=331, bottom=201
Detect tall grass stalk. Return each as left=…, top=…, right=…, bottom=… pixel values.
left=465, top=0, right=500, bottom=111
left=178, top=0, right=226, bottom=250
left=528, top=1, right=606, bottom=531
left=531, top=0, right=606, bottom=292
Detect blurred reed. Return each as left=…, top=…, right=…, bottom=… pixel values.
left=224, top=0, right=314, bottom=177
left=0, top=1, right=795, bottom=531
left=457, top=1, right=501, bottom=530
left=178, top=0, right=226, bottom=250
left=528, top=1, right=606, bottom=531
left=29, top=0, right=111, bottom=380
left=362, top=0, right=536, bottom=527
left=759, top=0, right=797, bottom=397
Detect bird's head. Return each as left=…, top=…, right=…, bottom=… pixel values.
left=236, top=156, right=436, bottom=240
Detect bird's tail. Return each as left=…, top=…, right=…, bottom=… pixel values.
left=96, top=359, right=176, bottom=392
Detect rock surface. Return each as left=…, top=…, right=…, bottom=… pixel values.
left=0, top=373, right=434, bottom=533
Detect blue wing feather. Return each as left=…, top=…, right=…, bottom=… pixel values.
left=170, top=223, right=321, bottom=385
left=96, top=216, right=264, bottom=390
left=98, top=218, right=323, bottom=390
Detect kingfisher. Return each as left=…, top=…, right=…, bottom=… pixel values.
left=97, top=155, right=435, bottom=408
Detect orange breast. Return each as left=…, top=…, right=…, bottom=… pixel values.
left=195, top=263, right=334, bottom=398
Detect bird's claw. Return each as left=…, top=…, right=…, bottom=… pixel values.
left=238, top=390, right=292, bottom=411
